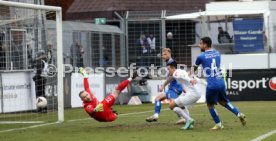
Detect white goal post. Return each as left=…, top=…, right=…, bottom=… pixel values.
left=0, top=1, right=63, bottom=123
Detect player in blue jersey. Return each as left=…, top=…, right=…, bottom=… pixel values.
left=193, top=37, right=246, bottom=130
left=146, top=48, right=187, bottom=124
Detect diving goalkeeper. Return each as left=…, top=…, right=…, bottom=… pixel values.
left=79, top=68, right=137, bottom=122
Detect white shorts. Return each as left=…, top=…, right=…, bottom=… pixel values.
left=174, top=93, right=201, bottom=108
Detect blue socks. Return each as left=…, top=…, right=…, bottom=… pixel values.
left=154, top=100, right=162, bottom=115
left=208, top=102, right=240, bottom=125
left=209, top=108, right=220, bottom=124
left=224, top=102, right=240, bottom=116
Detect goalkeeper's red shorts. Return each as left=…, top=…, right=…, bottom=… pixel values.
left=102, top=94, right=116, bottom=108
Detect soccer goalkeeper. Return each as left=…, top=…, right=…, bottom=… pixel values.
left=79, top=68, right=137, bottom=122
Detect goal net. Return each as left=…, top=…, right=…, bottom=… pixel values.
left=0, top=1, right=63, bottom=132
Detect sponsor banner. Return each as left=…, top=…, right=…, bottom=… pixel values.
left=1, top=72, right=36, bottom=113
left=226, top=69, right=276, bottom=101
left=233, top=19, right=264, bottom=53
left=71, top=73, right=105, bottom=108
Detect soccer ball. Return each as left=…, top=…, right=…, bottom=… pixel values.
left=36, top=97, right=47, bottom=108
left=167, top=32, right=173, bottom=39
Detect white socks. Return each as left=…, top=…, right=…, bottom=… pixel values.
left=216, top=122, right=222, bottom=127
left=153, top=113, right=159, bottom=118
left=183, top=107, right=190, bottom=116
left=173, top=107, right=191, bottom=121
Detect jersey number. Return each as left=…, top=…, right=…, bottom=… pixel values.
left=211, top=58, right=217, bottom=70
left=105, top=97, right=112, bottom=103
left=211, top=58, right=217, bottom=76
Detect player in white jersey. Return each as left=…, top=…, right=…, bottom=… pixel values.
left=167, top=62, right=207, bottom=130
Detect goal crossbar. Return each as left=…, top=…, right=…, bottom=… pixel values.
left=0, top=1, right=61, bottom=11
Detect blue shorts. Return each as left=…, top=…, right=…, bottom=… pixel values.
left=165, top=89, right=181, bottom=99
left=206, top=86, right=229, bottom=104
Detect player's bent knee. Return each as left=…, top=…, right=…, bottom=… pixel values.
left=207, top=103, right=215, bottom=108
left=169, top=101, right=176, bottom=110
left=155, top=97, right=160, bottom=101
left=155, top=93, right=166, bottom=101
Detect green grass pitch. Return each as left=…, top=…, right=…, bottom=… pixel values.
left=1, top=101, right=276, bottom=141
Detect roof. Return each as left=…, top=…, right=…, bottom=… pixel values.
left=45, top=0, right=74, bottom=20
left=67, top=0, right=207, bottom=13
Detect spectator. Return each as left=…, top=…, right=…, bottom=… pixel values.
left=166, top=32, right=173, bottom=50
left=70, top=41, right=84, bottom=67
left=26, top=32, right=34, bottom=69
left=147, top=33, right=156, bottom=53
left=137, top=34, right=148, bottom=53
left=218, top=26, right=231, bottom=43
left=137, top=33, right=148, bottom=66
left=27, top=44, right=33, bottom=69
left=166, top=32, right=175, bottom=58
left=47, top=42, right=53, bottom=64
left=99, top=55, right=109, bottom=67
left=0, top=31, right=5, bottom=70
left=11, top=31, right=24, bottom=70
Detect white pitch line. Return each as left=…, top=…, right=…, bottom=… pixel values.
left=251, top=130, right=276, bottom=141
left=118, top=109, right=169, bottom=117
left=0, top=104, right=205, bottom=133
left=0, top=108, right=171, bottom=133
left=67, top=104, right=205, bottom=122
left=67, top=118, right=91, bottom=122
left=67, top=109, right=170, bottom=122
left=0, top=121, right=45, bottom=124
left=0, top=122, right=60, bottom=133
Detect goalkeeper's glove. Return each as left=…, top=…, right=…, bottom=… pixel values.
left=79, top=67, right=88, bottom=78
left=93, top=103, right=103, bottom=112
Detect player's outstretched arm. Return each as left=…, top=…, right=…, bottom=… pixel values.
left=79, top=67, right=88, bottom=77
left=79, top=67, right=92, bottom=94
left=160, top=76, right=173, bottom=92
left=193, top=76, right=207, bottom=86
left=191, top=55, right=203, bottom=75
left=190, top=65, right=198, bottom=75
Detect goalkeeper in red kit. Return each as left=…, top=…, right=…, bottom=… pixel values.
left=79, top=68, right=137, bottom=122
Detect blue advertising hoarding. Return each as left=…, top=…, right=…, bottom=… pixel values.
left=233, top=19, right=264, bottom=53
